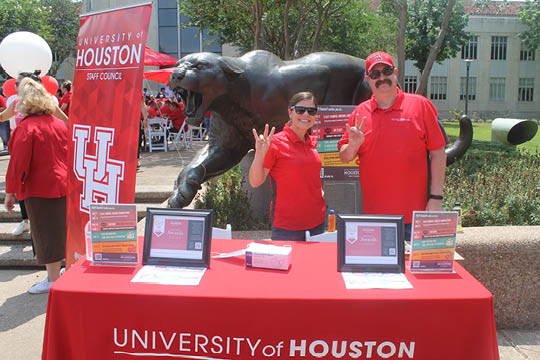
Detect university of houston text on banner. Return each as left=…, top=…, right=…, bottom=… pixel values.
left=66, top=3, right=152, bottom=267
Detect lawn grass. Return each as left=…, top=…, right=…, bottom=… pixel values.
left=442, top=120, right=540, bottom=153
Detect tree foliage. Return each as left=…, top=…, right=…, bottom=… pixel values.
left=519, top=0, right=540, bottom=51
left=405, top=0, right=469, bottom=72
left=0, top=0, right=80, bottom=78
left=180, top=0, right=397, bottom=59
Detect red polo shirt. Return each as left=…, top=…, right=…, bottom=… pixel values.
left=338, top=88, right=446, bottom=223
left=147, top=107, right=158, bottom=118
left=0, top=95, right=6, bottom=109
left=60, top=91, right=71, bottom=115
left=263, top=123, right=325, bottom=230
left=160, top=104, right=171, bottom=117
left=169, top=103, right=185, bottom=130
left=6, top=114, right=67, bottom=200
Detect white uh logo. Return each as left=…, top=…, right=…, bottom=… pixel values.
left=73, top=125, right=125, bottom=214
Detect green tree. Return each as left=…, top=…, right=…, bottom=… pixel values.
left=406, top=0, right=469, bottom=95
left=0, top=0, right=80, bottom=79
left=180, top=0, right=396, bottom=60
left=42, top=0, right=81, bottom=77
left=519, top=0, right=540, bottom=51
left=380, top=0, right=468, bottom=95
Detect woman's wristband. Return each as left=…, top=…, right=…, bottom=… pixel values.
left=429, top=194, right=443, bottom=200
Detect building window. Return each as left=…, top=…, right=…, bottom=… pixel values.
left=491, top=36, right=507, bottom=60
left=158, top=0, right=179, bottom=57
left=489, top=77, right=505, bottom=101
left=430, top=76, right=447, bottom=100
left=461, top=36, right=478, bottom=60
left=518, top=78, right=534, bottom=102
left=520, top=43, right=536, bottom=61
left=403, top=76, right=417, bottom=93
left=460, top=77, right=476, bottom=101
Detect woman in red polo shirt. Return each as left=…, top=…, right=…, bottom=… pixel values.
left=4, top=78, right=68, bottom=294
left=249, top=92, right=325, bottom=241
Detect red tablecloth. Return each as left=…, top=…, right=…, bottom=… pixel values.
left=42, top=239, right=499, bottom=360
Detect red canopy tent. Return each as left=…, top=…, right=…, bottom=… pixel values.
left=144, top=46, right=178, bottom=66
left=143, top=67, right=175, bottom=85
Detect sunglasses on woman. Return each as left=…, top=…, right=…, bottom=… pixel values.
left=290, top=105, right=317, bottom=116
left=368, top=66, right=395, bottom=80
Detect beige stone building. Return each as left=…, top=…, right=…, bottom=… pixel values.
left=403, top=1, right=539, bottom=120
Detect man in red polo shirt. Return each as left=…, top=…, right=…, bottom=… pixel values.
left=338, top=51, right=446, bottom=240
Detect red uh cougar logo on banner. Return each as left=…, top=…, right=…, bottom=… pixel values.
left=73, top=125, right=125, bottom=214
left=66, top=3, right=152, bottom=266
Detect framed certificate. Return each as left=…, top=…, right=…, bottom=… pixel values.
left=142, top=208, right=213, bottom=267
left=337, top=214, right=405, bottom=273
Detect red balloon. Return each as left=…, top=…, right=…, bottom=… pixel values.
left=2, top=78, right=16, bottom=97
left=41, top=75, right=58, bottom=95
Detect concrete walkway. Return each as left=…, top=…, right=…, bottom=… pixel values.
left=0, top=146, right=539, bottom=359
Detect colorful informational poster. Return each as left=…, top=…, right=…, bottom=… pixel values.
left=344, top=222, right=398, bottom=265
left=410, top=211, right=458, bottom=273
left=65, top=3, right=152, bottom=267
left=90, top=203, right=138, bottom=266
left=149, top=215, right=205, bottom=260
left=313, top=105, right=359, bottom=180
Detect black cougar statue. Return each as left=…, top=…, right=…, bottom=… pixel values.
left=168, top=50, right=472, bottom=208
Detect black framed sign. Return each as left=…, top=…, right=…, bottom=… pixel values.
left=143, top=208, right=213, bottom=267
left=337, top=214, right=405, bottom=273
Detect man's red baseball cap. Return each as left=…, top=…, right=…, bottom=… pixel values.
left=365, top=51, right=395, bottom=73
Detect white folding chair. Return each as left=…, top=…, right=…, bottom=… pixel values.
left=146, top=118, right=168, bottom=152
left=189, top=124, right=206, bottom=141
left=212, top=224, right=232, bottom=239
left=305, top=231, right=337, bottom=242
left=168, top=122, right=192, bottom=150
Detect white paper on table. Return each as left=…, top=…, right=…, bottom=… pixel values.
left=342, top=272, right=413, bottom=289
left=131, top=265, right=206, bottom=286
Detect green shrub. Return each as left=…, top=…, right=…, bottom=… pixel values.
left=194, top=165, right=264, bottom=230
left=444, top=141, right=540, bottom=226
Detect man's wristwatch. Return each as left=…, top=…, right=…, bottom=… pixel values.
left=429, top=194, right=443, bottom=200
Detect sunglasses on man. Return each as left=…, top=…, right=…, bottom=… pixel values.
left=368, top=66, right=395, bottom=80
left=290, top=105, right=317, bottom=116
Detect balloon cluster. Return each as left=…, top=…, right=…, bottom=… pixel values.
left=0, top=31, right=59, bottom=96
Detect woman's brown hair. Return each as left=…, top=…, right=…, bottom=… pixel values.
left=288, top=91, right=317, bottom=108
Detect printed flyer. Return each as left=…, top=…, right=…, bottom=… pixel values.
left=410, top=211, right=458, bottom=273
left=345, top=222, right=398, bottom=265
left=90, top=203, right=138, bottom=266
left=312, top=105, right=358, bottom=180
left=149, top=215, right=205, bottom=260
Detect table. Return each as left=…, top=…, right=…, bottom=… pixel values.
left=42, top=239, right=499, bottom=360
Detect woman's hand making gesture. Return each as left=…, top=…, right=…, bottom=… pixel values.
left=252, top=124, right=276, bottom=156
left=249, top=124, right=275, bottom=188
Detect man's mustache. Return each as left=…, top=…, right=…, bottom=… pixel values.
left=375, top=79, right=392, bottom=88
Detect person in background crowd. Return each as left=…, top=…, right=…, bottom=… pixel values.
left=0, top=93, right=9, bottom=151
left=168, top=101, right=186, bottom=132
left=249, top=91, right=326, bottom=241
left=59, top=80, right=72, bottom=116
left=203, top=111, right=211, bottom=136
left=55, top=89, right=63, bottom=102
left=338, top=51, right=446, bottom=241
left=4, top=77, right=68, bottom=294
left=138, top=95, right=148, bottom=168
left=160, top=99, right=172, bottom=118
left=147, top=101, right=159, bottom=118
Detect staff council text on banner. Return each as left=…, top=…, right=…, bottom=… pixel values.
left=66, top=3, right=152, bottom=267
left=313, top=105, right=359, bottom=181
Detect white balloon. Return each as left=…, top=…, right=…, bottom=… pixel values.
left=0, top=31, right=52, bottom=78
